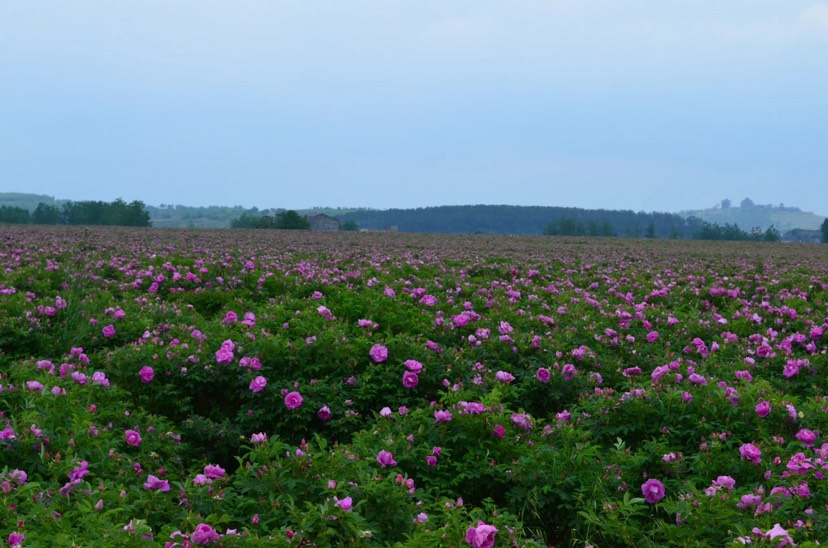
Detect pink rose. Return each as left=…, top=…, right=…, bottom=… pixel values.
left=402, top=371, right=419, bottom=388
left=143, top=474, right=170, bottom=492
left=495, top=371, right=515, bottom=383
left=249, top=375, right=267, bottom=393
left=203, top=464, right=226, bottom=479
left=335, top=496, right=353, bottom=511
left=190, top=523, right=220, bottom=545
left=404, top=359, right=423, bottom=373
left=139, top=366, right=154, bottom=383
left=796, top=429, right=817, bottom=447
left=284, top=391, right=303, bottom=410
left=125, top=429, right=142, bottom=447
left=465, top=521, right=498, bottom=548
left=641, top=478, right=665, bottom=504
left=215, top=346, right=234, bottom=365
left=755, top=401, right=771, bottom=417
left=739, top=443, right=762, bottom=464
left=317, top=405, right=331, bottom=420
left=369, top=344, right=388, bottom=363
left=376, top=450, right=396, bottom=468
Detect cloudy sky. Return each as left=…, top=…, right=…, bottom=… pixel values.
left=1, top=1, right=826, bottom=215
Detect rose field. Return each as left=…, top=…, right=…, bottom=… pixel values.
left=1, top=226, right=828, bottom=547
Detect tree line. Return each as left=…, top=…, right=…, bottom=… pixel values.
left=336, top=205, right=702, bottom=238
left=230, top=210, right=359, bottom=231
left=691, top=221, right=781, bottom=242
left=0, top=199, right=152, bottom=227
left=543, top=217, right=785, bottom=241
left=230, top=205, right=816, bottom=242
left=230, top=210, right=310, bottom=229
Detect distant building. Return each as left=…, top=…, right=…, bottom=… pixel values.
left=306, top=213, right=340, bottom=231
left=384, top=225, right=399, bottom=232
left=784, top=229, right=821, bottom=243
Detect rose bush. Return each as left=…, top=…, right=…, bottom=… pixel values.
left=1, top=226, right=827, bottom=546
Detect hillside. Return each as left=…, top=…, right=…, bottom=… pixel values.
left=0, top=192, right=62, bottom=211
left=680, top=199, right=825, bottom=234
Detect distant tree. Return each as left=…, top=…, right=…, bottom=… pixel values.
left=724, top=223, right=750, bottom=240
left=57, top=199, right=150, bottom=227
left=340, top=220, right=359, bottom=231
left=586, top=220, right=599, bottom=237
left=543, top=218, right=580, bottom=236
left=32, top=202, right=62, bottom=224
left=230, top=212, right=278, bottom=229
left=763, top=225, right=781, bottom=242
left=600, top=221, right=616, bottom=237
left=645, top=222, right=656, bottom=238
left=721, top=199, right=732, bottom=209
left=668, top=226, right=681, bottom=239
left=740, top=197, right=754, bottom=208
left=125, top=200, right=152, bottom=227
left=275, top=210, right=310, bottom=230
left=626, top=223, right=641, bottom=238
left=0, top=205, right=30, bottom=224
left=692, top=221, right=755, bottom=241
left=106, top=198, right=152, bottom=227
left=230, top=213, right=257, bottom=228
left=549, top=217, right=584, bottom=236
left=821, top=219, right=828, bottom=244
left=62, top=200, right=106, bottom=225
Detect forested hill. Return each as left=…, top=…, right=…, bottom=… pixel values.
left=337, top=205, right=701, bottom=238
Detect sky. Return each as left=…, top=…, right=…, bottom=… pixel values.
left=1, top=1, right=827, bottom=215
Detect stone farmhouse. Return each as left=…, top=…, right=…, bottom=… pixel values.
left=306, top=213, right=340, bottom=231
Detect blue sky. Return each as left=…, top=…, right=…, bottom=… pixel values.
left=1, top=1, right=827, bottom=215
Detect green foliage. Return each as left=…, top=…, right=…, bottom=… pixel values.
left=763, top=225, right=781, bottom=242
left=230, top=210, right=310, bottom=230
left=0, top=205, right=31, bottom=224
left=340, top=205, right=695, bottom=237
left=32, top=202, right=62, bottom=224
left=59, top=199, right=152, bottom=227
left=693, top=221, right=760, bottom=241
left=2, top=198, right=154, bottom=227
left=230, top=212, right=273, bottom=228
left=274, top=210, right=310, bottom=230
